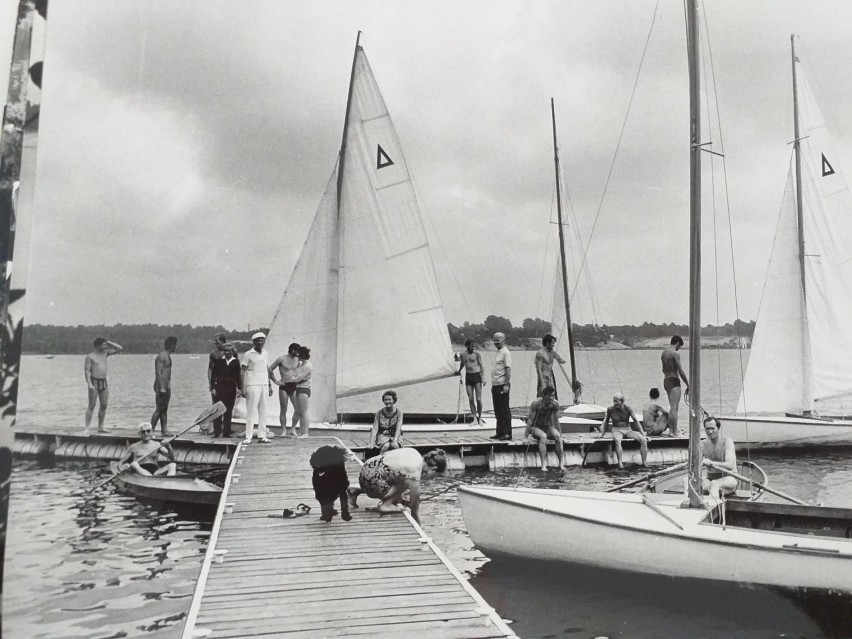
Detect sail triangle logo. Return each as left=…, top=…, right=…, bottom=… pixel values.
left=822, top=153, right=835, bottom=177
left=376, top=144, right=394, bottom=170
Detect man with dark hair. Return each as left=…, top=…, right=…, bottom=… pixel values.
left=268, top=342, right=302, bottom=437
left=661, top=335, right=689, bottom=436
left=526, top=386, right=568, bottom=471
left=458, top=339, right=485, bottom=424
left=535, top=333, right=567, bottom=399
left=151, top=336, right=177, bottom=436
left=84, top=337, right=122, bottom=433
left=701, top=417, right=737, bottom=500
left=207, top=333, right=227, bottom=435
left=210, top=342, right=241, bottom=438
left=642, top=387, right=670, bottom=436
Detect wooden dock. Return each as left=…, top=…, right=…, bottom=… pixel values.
left=181, top=436, right=516, bottom=638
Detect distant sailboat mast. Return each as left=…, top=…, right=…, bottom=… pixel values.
left=790, top=34, right=813, bottom=415
left=550, top=98, right=580, bottom=402
left=686, top=0, right=703, bottom=508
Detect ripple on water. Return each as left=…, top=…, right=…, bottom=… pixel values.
left=6, top=460, right=212, bottom=639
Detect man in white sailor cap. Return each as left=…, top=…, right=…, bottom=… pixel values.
left=240, top=332, right=274, bottom=443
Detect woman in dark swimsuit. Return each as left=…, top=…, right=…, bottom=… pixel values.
left=369, top=390, right=403, bottom=453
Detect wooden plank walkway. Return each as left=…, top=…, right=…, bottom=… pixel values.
left=182, top=436, right=516, bottom=638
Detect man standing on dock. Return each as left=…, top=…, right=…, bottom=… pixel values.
left=151, top=336, right=177, bottom=436
left=458, top=339, right=485, bottom=424
left=241, top=332, right=273, bottom=444
left=535, top=334, right=566, bottom=399
left=210, top=342, right=240, bottom=438
left=489, top=332, right=512, bottom=441
left=207, top=332, right=227, bottom=435
left=84, top=337, right=123, bottom=433
left=661, top=335, right=689, bottom=437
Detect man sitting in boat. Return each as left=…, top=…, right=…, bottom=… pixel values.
left=116, top=422, right=177, bottom=476
left=525, top=386, right=568, bottom=471
left=598, top=393, right=648, bottom=468
left=700, top=417, right=737, bottom=500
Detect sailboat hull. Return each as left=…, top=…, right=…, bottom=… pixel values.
left=458, top=485, right=852, bottom=593
left=718, top=414, right=852, bottom=449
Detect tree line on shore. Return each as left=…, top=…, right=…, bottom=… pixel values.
left=22, top=317, right=757, bottom=355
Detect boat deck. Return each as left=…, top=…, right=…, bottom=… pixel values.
left=181, top=436, right=516, bottom=638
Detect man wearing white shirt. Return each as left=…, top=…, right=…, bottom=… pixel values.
left=240, top=332, right=274, bottom=444
left=490, top=332, right=513, bottom=440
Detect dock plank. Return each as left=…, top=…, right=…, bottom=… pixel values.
left=182, top=436, right=515, bottom=638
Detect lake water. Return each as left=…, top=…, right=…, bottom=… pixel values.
left=7, top=352, right=852, bottom=638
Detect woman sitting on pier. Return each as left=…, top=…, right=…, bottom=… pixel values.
left=348, top=448, right=447, bottom=524
left=368, top=389, right=404, bottom=453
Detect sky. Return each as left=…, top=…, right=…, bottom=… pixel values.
left=1, top=0, right=852, bottom=330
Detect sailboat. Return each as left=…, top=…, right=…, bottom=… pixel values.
left=458, top=6, right=852, bottom=593
left=547, top=99, right=608, bottom=431
left=720, top=37, right=852, bottom=449
left=233, top=35, right=526, bottom=439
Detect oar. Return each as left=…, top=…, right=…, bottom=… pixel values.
left=705, top=461, right=807, bottom=505
left=89, top=402, right=226, bottom=492
left=606, top=462, right=688, bottom=493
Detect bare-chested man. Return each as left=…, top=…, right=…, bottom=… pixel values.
left=661, top=335, right=689, bottom=436
left=151, top=336, right=177, bottom=436
left=598, top=393, right=648, bottom=468
left=534, top=334, right=566, bottom=399
left=84, top=337, right=123, bottom=433
left=458, top=339, right=485, bottom=424
left=642, top=387, right=670, bottom=436
left=116, top=422, right=176, bottom=476
left=700, top=417, right=737, bottom=500
left=268, top=342, right=302, bottom=437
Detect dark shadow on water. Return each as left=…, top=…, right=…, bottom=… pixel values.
left=471, top=555, right=851, bottom=639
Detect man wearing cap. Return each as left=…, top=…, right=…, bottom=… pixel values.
left=241, top=332, right=273, bottom=444
left=117, top=423, right=176, bottom=476
left=489, top=332, right=513, bottom=440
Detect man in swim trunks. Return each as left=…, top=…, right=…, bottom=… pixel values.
left=535, top=334, right=567, bottom=399
left=268, top=342, right=302, bottom=437
left=700, top=417, right=738, bottom=501
left=117, top=422, right=176, bottom=476
left=525, top=386, right=568, bottom=471
left=599, top=393, right=648, bottom=468
left=84, top=336, right=123, bottom=433
left=642, top=387, right=670, bottom=436
left=661, top=335, right=690, bottom=436
left=151, top=336, right=177, bottom=436
left=458, top=339, right=485, bottom=424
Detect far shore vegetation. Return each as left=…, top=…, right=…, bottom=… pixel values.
left=22, top=316, right=756, bottom=355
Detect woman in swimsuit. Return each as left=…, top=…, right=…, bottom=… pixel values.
left=369, top=390, right=403, bottom=453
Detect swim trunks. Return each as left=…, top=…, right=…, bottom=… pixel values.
left=91, top=377, right=107, bottom=391
left=664, top=377, right=681, bottom=392
left=155, top=389, right=171, bottom=410
left=280, top=382, right=297, bottom=395
left=296, top=387, right=311, bottom=397
left=465, top=372, right=482, bottom=387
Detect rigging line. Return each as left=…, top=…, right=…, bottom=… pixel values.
left=701, top=3, right=752, bottom=449
left=569, top=0, right=661, bottom=310
left=699, top=15, right=724, bottom=418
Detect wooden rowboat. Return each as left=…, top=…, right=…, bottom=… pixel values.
left=109, top=461, right=222, bottom=507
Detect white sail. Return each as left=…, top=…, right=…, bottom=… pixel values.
left=265, top=44, right=455, bottom=422
left=266, top=169, right=339, bottom=423
left=737, top=169, right=810, bottom=414
left=738, top=50, right=852, bottom=414
left=336, top=47, right=456, bottom=397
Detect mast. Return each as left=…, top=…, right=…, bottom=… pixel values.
left=791, top=34, right=812, bottom=416
left=685, top=0, right=703, bottom=508
left=336, top=31, right=362, bottom=214
left=550, top=98, right=579, bottom=397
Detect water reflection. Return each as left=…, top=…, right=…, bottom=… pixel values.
left=6, top=460, right=211, bottom=639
